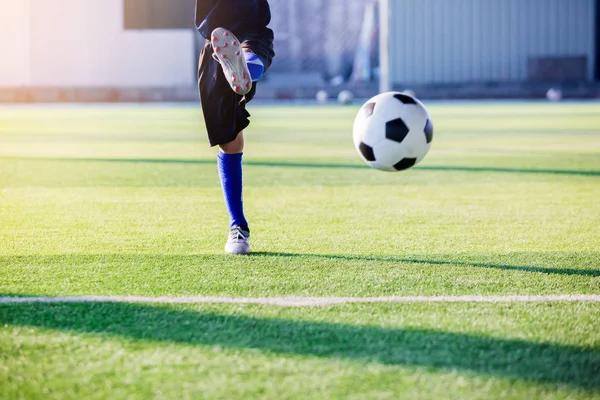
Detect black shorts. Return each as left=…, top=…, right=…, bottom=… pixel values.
left=197, top=30, right=274, bottom=147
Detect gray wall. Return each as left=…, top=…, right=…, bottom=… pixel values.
left=386, top=0, right=596, bottom=85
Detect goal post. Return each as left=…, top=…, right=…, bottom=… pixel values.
left=378, top=0, right=391, bottom=93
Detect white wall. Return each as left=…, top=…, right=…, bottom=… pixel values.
left=0, top=0, right=32, bottom=86
left=0, top=0, right=195, bottom=87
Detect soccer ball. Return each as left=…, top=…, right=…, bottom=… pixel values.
left=338, top=90, right=354, bottom=105
left=353, top=92, right=433, bottom=172
left=546, top=88, right=562, bottom=102
left=316, top=90, right=329, bottom=104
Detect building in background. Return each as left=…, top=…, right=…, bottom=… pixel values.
left=0, top=0, right=598, bottom=102
left=0, top=0, right=196, bottom=98
left=380, top=0, right=599, bottom=97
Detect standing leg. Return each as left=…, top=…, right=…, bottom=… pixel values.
left=217, top=131, right=250, bottom=255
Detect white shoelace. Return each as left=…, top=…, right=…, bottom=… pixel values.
left=229, top=227, right=248, bottom=243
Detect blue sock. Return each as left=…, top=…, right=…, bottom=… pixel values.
left=245, top=52, right=264, bottom=82
left=217, top=151, right=248, bottom=229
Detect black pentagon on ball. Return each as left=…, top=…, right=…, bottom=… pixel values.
left=424, top=118, right=433, bottom=143
left=393, top=93, right=417, bottom=105
left=386, top=118, right=410, bottom=143
left=358, top=142, right=376, bottom=162
left=362, top=102, right=376, bottom=118
left=393, top=158, right=417, bottom=171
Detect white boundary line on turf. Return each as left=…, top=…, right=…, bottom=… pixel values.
left=1, top=295, right=599, bottom=307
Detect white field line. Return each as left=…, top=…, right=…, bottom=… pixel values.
left=0, top=295, right=599, bottom=307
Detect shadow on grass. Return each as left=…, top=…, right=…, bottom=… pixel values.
left=0, top=299, right=598, bottom=389
left=251, top=252, right=600, bottom=278
left=1, top=252, right=598, bottom=278
left=4, top=156, right=600, bottom=176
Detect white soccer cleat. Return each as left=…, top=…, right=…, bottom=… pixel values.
left=211, top=27, right=253, bottom=95
left=225, top=225, right=250, bottom=255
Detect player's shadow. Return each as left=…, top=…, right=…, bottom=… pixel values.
left=1, top=252, right=598, bottom=279
left=0, top=298, right=598, bottom=389
left=7, top=156, right=600, bottom=176
left=252, top=252, right=600, bottom=277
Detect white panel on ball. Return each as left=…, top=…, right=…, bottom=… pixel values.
left=353, top=111, right=387, bottom=147
left=373, top=141, right=405, bottom=171
left=364, top=92, right=405, bottom=125
left=399, top=103, right=429, bottom=161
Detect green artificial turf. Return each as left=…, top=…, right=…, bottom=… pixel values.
left=0, top=101, right=599, bottom=399
left=0, top=303, right=599, bottom=399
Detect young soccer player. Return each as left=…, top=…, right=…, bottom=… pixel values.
left=195, top=0, right=275, bottom=255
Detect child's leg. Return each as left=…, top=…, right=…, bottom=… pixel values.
left=245, top=52, right=265, bottom=82
left=217, top=132, right=250, bottom=255
left=217, top=132, right=247, bottom=230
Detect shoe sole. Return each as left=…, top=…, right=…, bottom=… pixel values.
left=225, top=243, right=250, bottom=255
left=211, top=28, right=252, bottom=96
